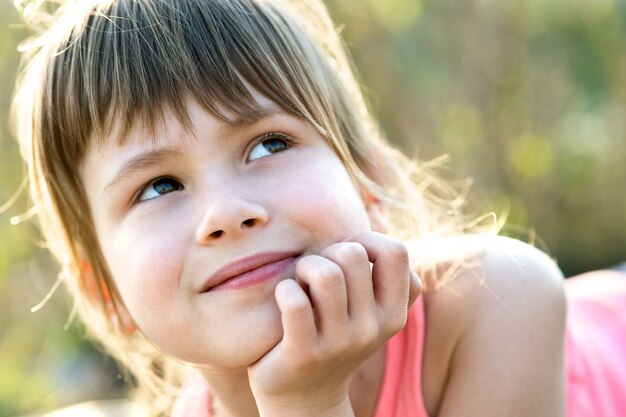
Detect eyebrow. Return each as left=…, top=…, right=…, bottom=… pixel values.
left=103, top=148, right=184, bottom=194
left=216, top=107, right=286, bottom=137
left=102, top=107, right=289, bottom=193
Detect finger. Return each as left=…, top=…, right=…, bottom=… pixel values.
left=408, top=270, right=423, bottom=309
left=320, top=242, right=375, bottom=319
left=295, top=255, right=348, bottom=338
left=274, top=279, right=317, bottom=345
left=347, top=232, right=411, bottom=320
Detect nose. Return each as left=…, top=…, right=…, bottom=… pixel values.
left=194, top=189, right=269, bottom=244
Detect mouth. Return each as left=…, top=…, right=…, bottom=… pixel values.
left=200, top=251, right=300, bottom=293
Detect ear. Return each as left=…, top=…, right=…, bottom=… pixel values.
left=81, top=260, right=137, bottom=334
left=363, top=190, right=390, bottom=234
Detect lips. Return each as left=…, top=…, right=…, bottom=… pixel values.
left=200, top=251, right=300, bottom=292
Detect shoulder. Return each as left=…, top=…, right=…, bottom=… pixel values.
left=418, top=235, right=567, bottom=416
left=468, top=234, right=564, bottom=302
left=416, top=234, right=566, bottom=312
left=422, top=234, right=567, bottom=345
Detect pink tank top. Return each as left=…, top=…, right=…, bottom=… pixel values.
left=564, top=270, right=626, bottom=417
left=373, top=296, right=429, bottom=417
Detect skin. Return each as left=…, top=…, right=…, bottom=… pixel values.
left=81, top=95, right=420, bottom=417
left=413, top=235, right=567, bottom=417
left=81, top=95, right=567, bottom=417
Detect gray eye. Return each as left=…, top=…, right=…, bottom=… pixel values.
left=138, top=177, right=183, bottom=202
left=248, top=137, right=290, bottom=161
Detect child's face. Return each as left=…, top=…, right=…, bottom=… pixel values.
left=80, top=95, right=373, bottom=367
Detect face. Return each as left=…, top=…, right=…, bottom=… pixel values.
left=80, top=96, right=373, bottom=368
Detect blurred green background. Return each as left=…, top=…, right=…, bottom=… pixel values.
left=1, top=0, right=625, bottom=415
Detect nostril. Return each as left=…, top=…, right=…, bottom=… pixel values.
left=242, top=218, right=255, bottom=228
left=210, top=230, right=224, bottom=239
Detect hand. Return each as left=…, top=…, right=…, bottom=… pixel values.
left=248, top=231, right=422, bottom=417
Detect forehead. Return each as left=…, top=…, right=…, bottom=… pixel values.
left=96, top=91, right=286, bottom=151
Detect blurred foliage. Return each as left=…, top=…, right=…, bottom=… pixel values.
left=1, top=0, right=625, bottom=415
left=327, top=0, right=626, bottom=274
left=0, top=3, right=126, bottom=417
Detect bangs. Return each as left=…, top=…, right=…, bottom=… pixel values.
left=45, top=0, right=333, bottom=154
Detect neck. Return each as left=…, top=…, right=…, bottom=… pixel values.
left=199, top=366, right=259, bottom=417
left=198, top=347, right=386, bottom=417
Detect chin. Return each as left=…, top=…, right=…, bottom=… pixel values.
left=196, top=328, right=284, bottom=369
left=236, top=315, right=285, bottom=366
left=170, top=312, right=285, bottom=368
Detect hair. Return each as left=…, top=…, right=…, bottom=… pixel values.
left=12, top=0, right=479, bottom=414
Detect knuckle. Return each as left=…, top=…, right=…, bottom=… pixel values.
left=353, top=230, right=377, bottom=242
left=410, top=272, right=424, bottom=297
left=340, top=242, right=369, bottom=265
left=354, top=321, right=380, bottom=348
left=295, top=254, right=318, bottom=274
left=386, top=309, right=408, bottom=335
left=384, top=239, right=409, bottom=263
left=312, top=263, right=343, bottom=288
left=323, top=242, right=368, bottom=265
left=327, top=337, right=351, bottom=356
left=283, top=298, right=310, bottom=318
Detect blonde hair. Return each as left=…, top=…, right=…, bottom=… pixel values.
left=12, top=0, right=471, bottom=414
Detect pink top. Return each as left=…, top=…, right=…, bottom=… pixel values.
left=372, top=296, right=429, bottom=417
left=172, top=271, right=626, bottom=417
left=564, top=270, right=626, bottom=417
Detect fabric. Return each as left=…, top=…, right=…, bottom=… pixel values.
left=372, top=296, right=429, bottom=417
left=564, top=270, right=626, bottom=417
left=172, top=271, right=626, bottom=417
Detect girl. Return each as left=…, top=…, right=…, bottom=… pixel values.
left=11, top=0, right=626, bottom=416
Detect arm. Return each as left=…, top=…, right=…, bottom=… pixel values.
left=432, top=236, right=567, bottom=417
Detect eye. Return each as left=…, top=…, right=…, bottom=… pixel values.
left=137, top=177, right=183, bottom=202
left=247, top=133, right=293, bottom=162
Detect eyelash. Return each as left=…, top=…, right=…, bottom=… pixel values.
left=134, top=132, right=294, bottom=203
left=246, top=132, right=294, bottom=163
left=135, top=176, right=183, bottom=203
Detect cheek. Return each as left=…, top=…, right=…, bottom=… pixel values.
left=279, top=163, right=371, bottom=241
left=100, top=217, right=189, bottom=329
